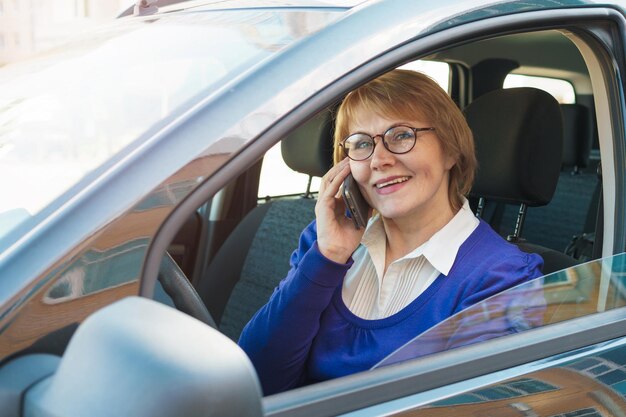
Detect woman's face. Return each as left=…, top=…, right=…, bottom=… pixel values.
left=348, top=109, right=456, bottom=222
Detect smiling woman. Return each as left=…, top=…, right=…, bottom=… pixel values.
left=256, top=60, right=450, bottom=200
left=238, top=69, right=544, bottom=395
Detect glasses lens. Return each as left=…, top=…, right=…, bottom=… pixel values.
left=344, top=134, right=374, bottom=160
left=384, top=126, right=416, bottom=153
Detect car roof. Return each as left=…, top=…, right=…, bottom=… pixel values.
left=432, top=30, right=591, bottom=93
left=118, top=0, right=366, bottom=17
left=117, top=0, right=596, bottom=91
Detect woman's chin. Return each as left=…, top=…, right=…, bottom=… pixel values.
left=375, top=205, right=411, bottom=221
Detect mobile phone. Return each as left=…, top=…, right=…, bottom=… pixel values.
left=342, top=174, right=370, bottom=229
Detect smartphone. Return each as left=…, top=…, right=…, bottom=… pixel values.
left=342, top=174, right=370, bottom=229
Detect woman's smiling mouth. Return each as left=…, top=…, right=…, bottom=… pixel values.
left=375, top=176, right=411, bottom=189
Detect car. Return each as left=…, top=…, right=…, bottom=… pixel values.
left=0, top=0, right=625, bottom=416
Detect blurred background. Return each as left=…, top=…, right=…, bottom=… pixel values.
left=0, top=0, right=127, bottom=65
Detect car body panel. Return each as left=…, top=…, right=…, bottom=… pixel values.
left=336, top=338, right=626, bottom=416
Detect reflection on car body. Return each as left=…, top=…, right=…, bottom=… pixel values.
left=411, top=355, right=626, bottom=416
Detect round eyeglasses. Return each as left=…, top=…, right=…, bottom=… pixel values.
left=340, top=125, right=435, bottom=161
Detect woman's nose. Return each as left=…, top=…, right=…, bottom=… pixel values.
left=370, top=137, right=395, bottom=169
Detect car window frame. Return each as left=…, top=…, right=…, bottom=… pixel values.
left=142, top=6, right=626, bottom=417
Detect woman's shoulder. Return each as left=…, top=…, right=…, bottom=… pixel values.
left=445, top=220, right=544, bottom=304
left=464, top=220, right=522, bottom=251
left=459, top=220, right=543, bottom=268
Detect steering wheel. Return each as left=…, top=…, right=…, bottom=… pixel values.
left=157, top=252, right=218, bottom=329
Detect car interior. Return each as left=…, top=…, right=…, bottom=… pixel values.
left=153, top=27, right=607, bottom=387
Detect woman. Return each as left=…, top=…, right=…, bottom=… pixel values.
left=239, top=69, right=543, bottom=395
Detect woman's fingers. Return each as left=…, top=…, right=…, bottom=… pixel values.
left=320, top=159, right=350, bottom=198
left=315, top=159, right=366, bottom=263
left=316, top=159, right=350, bottom=224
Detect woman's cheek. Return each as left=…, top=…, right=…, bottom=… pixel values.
left=349, top=165, right=374, bottom=206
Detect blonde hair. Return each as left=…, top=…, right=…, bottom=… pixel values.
left=333, top=69, right=476, bottom=211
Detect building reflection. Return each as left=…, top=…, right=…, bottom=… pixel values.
left=403, top=347, right=626, bottom=416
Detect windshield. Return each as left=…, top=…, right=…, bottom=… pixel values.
left=374, top=253, right=626, bottom=368
left=0, top=9, right=341, bottom=251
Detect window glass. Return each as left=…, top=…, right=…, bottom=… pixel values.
left=398, top=60, right=449, bottom=92
left=504, top=74, right=575, bottom=104
left=408, top=339, right=626, bottom=415
left=257, top=60, right=450, bottom=199
left=258, top=143, right=321, bottom=198
left=0, top=9, right=342, bottom=250
left=374, top=253, right=626, bottom=369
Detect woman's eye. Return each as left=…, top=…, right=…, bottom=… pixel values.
left=355, top=140, right=373, bottom=149
left=393, top=132, right=413, bottom=141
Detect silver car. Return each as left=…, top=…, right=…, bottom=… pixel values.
left=0, top=0, right=625, bottom=416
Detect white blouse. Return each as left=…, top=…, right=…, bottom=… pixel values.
left=341, top=198, right=479, bottom=319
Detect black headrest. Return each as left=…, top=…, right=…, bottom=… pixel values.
left=466, top=88, right=563, bottom=207
left=281, top=108, right=334, bottom=177
left=560, top=103, right=592, bottom=169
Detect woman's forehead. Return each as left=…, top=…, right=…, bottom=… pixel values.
left=347, top=104, right=428, bottom=132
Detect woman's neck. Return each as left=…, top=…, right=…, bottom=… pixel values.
left=382, top=201, right=456, bottom=270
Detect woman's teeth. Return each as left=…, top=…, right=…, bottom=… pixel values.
left=376, top=177, right=409, bottom=189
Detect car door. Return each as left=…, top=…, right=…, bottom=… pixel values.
left=362, top=256, right=626, bottom=416
left=183, top=3, right=625, bottom=416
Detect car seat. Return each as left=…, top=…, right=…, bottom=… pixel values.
left=196, top=109, right=334, bottom=341
left=465, top=87, right=579, bottom=273
left=498, top=103, right=599, bottom=254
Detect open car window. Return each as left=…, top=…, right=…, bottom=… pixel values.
left=374, top=253, right=626, bottom=368
left=256, top=60, right=450, bottom=199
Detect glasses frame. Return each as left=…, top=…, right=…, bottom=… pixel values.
left=340, top=125, right=436, bottom=161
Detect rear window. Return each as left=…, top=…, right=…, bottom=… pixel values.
left=504, top=74, right=575, bottom=103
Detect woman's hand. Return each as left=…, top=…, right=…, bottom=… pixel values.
left=315, top=158, right=369, bottom=263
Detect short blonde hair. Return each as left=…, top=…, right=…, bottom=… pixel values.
left=333, top=69, right=476, bottom=211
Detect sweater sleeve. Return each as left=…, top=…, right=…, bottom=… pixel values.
left=238, top=220, right=353, bottom=395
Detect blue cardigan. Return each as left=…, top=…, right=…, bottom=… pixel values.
left=238, top=220, right=543, bottom=395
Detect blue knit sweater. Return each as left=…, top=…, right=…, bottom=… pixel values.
left=238, top=220, right=543, bottom=395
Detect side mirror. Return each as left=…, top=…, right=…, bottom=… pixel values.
left=23, top=297, right=263, bottom=417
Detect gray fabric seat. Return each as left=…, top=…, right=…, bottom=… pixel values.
left=197, top=109, right=334, bottom=341
left=218, top=199, right=317, bottom=340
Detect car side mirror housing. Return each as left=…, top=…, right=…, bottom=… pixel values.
left=23, top=296, right=263, bottom=417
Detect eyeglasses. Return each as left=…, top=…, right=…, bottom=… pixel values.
left=340, top=125, right=435, bottom=161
